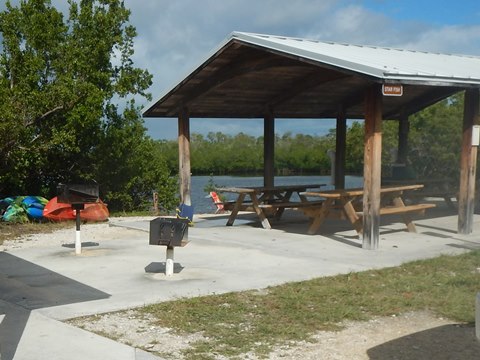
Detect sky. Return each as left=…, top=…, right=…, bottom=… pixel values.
left=3, top=0, right=480, bottom=139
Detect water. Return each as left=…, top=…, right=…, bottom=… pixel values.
left=191, top=175, right=363, bottom=214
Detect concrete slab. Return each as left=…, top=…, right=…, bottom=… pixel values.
left=0, top=300, right=162, bottom=360
left=1, top=205, right=480, bottom=359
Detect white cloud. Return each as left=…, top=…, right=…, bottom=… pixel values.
left=399, top=25, right=480, bottom=54
left=2, top=1, right=479, bottom=139
left=133, top=0, right=479, bottom=139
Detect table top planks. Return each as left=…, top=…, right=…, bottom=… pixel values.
left=302, top=184, right=424, bottom=198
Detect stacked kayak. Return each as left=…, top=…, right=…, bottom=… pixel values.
left=0, top=196, right=48, bottom=223
left=0, top=196, right=109, bottom=222
left=43, top=197, right=109, bottom=222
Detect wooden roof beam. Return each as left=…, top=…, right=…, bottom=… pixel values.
left=266, top=71, right=350, bottom=111
left=316, top=84, right=373, bottom=118
left=173, top=54, right=307, bottom=111
left=388, top=87, right=462, bottom=118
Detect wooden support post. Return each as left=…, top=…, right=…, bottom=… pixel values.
left=264, top=109, right=275, bottom=188
left=152, top=191, right=159, bottom=215
left=458, top=89, right=480, bottom=234
left=335, top=107, right=347, bottom=189
left=363, top=85, right=383, bottom=249
left=178, top=108, right=192, bottom=206
left=397, top=112, right=409, bottom=164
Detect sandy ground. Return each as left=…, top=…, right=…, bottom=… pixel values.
left=2, top=219, right=480, bottom=359
left=68, top=310, right=479, bottom=360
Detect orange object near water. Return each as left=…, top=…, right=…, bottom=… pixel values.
left=209, top=191, right=225, bottom=213
left=43, top=196, right=109, bottom=222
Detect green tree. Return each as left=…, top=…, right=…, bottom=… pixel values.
left=408, top=93, right=464, bottom=179
left=344, top=121, right=364, bottom=174
left=0, top=0, right=177, bottom=211
left=94, top=104, right=178, bottom=212
left=229, top=132, right=262, bottom=174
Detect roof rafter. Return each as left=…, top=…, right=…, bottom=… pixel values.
left=266, top=71, right=350, bottom=112
left=144, top=32, right=480, bottom=120
left=175, top=50, right=308, bottom=111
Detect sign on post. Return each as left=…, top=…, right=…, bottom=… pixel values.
left=382, top=84, right=403, bottom=96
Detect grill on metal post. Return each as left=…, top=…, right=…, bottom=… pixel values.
left=57, top=183, right=99, bottom=255
left=149, top=217, right=189, bottom=276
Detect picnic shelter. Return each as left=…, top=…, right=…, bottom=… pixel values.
left=143, top=32, right=480, bottom=250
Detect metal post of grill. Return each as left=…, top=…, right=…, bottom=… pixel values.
left=57, top=183, right=99, bottom=255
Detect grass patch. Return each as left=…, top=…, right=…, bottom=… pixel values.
left=109, top=209, right=174, bottom=217
left=109, top=210, right=155, bottom=217
left=139, top=250, right=480, bottom=359
left=0, top=221, right=74, bottom=245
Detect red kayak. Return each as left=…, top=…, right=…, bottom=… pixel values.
left=43, top=197, right=109, bottom=222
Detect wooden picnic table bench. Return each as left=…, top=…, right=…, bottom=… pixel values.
left=382, top=178, right=458, bottom=209
left=215, top=184, right=325, bottom=229
left=301, top=184, right=436, bottom=235
left=258, top=200, right=325, bottom=220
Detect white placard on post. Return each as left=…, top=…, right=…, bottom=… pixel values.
left=472, top=125, right=480, bottom=146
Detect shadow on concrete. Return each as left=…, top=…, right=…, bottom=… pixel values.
left=416, top=223, right=458, bottom=235
left=144, top=262, right=185, bottom=274
left=61, top=241, right=100, bottom=249
left=0, top=302, right=30, bottom=360
left=0, top=252, right=110, bottom=360
left=196, top=213, right=260, bottom=228
left=326, top=234, right=362, bottom=248
left=367, top=323, right=480, bottom=360
left=194, top=203, right=464, bottom=250
left=447, top=242, right=480, bottom=251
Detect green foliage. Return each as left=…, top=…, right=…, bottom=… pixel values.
left=0, top=1, right=467, bottom=212
left=0, top=0, right=177, bottom=211
left=408, top=93, right=464, bottom=180
left=156, top=95, right=465, bottom=180
left=276, top=132, right=333, bottom=175
left=94, top=104, right=178, bottom=212
left=203, top=175, right=220, bottom=193
left=344, top=121, right=365, bottom=173
left=190, top=132, right=263, bottom=175
left=158, top=130, right=343, bottom=176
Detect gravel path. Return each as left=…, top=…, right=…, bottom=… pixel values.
left=67, top=309, right=479, bottom=359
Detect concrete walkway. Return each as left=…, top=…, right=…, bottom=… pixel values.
left=1, top=205, right=480, bottom=359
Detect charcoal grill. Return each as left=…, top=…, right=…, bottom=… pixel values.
left=149, top=217, right=190, bottom=276
left=57, top=183, right=99, bottom=255
left=57, top=183, right=99, bottom=204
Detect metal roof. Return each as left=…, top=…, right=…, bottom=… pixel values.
left=143, top=32, right=480, bottom=120
left=232, top=32, right=480, bottom=85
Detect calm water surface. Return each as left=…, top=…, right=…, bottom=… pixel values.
left=191, top=175, right=363, bottom=214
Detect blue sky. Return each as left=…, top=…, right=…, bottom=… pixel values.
left=3, top=1, right=480, bottom=140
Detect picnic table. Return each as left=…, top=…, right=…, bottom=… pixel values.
left=215, top=184, right=325, bottom=229
left=382, top=178, right=458, bottom=209
left=301, top=184, right=436, bottom=235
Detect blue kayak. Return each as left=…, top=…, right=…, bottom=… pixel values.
left=2, top=203, right=29, bottom=223
left=1, top=196, right=49, bottom=222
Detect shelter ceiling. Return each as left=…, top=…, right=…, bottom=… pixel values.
left=144, top=39, right=461, bottom=120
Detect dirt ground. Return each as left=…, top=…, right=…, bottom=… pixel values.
left=2, top=219, right=480, bottom=359
left=68, top=309, right=479, bottom=360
